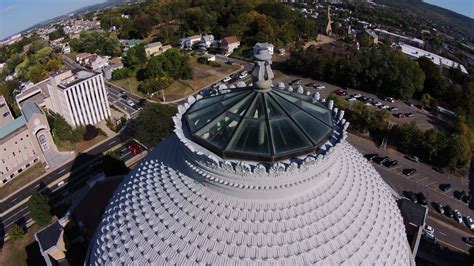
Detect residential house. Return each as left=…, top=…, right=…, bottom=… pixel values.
left=178, top=35, right=202, bottom=49
left=61, top=43, right=71, bottom=54
left=103, top=57, right=124, bottom=80
left=120, top=39, right=141, bottom=54
left=220, top=36, right=240, bottom=56
left=145, top=42, right=163, bottom=57
left=200, top=34, right=215, bottom=48
left=253, top=42, right=274, bottom=56
left=87, top=55, right=109, bottom=71
left=75, top=52, right=93, bottom=65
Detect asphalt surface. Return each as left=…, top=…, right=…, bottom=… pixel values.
left=347, top=133, right=473, bottom=252
left=105, top=83, right=144, bottom=118
left=0, top=130, right=141, bottom=242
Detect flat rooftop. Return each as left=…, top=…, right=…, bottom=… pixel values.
left=58, top=69, right=98, bottom=89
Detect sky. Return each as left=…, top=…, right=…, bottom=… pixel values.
left=0, top=0, right=105, bottom=40
left=424, top=0, right=474, bottom=18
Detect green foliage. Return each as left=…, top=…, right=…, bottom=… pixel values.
left=0, top=79, right=20, bottom=115
left=138, top=77, right=172, bottom=95
left=417, top=57, right=448, bottom=99
left=69, top=31, right=121, bottom=56
left=392, top=122, right=471, bottom=169
left=103, top=151, right=130, bottom=177
left=131, top=103, right=177, bottom=148
left=48, top=27, right=66, bottom=41
left=27, top=192, right=52, bottom=227
left=327, top=92, right=349, bottom=110
left=124, top=44, right=147, bottom=69
left=8, top=224, right=25, bottom=241
left=112, top=67, right=134, bottom=80
left=285, top=45, right=425, bottom=100
left=48, top=113, right=85, bottom=144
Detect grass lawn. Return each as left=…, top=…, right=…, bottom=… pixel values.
left=0, top=224, right=45, bottom=266
left=55, top=132, right=107, bottom=153
left=0, top=163, right=46, bottom=199
left=109, top=77, right=145, bottom=97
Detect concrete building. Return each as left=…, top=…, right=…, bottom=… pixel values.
left=375, top=28, right=425, bottom=47
left=87, top=55, right=109, bottom=71
left=144, top=42, right=163, bottom=57
left=220, top=35, right=240, bottom=56
left=200, top=34, right=215, bottom=48
left=178, top=35, right=202, bottom=49
left=48, top=70, right=110, bottom=127
left=0, top=96, right=13, bottom=126
left=102, top=58, right=124, bottom=80
left=253, top=42, right=274, bottom=55
left=399, top=43, right=468, bottom=74
left=0, top=101, right=57, bottom=185
left=35, top=221, right=67, bottom=266
left=89, top=50, right=413, bottom=264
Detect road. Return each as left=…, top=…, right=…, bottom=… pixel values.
left=347, top=133, right=473, bottom=252
left=105, top=82, right=144, bottom=118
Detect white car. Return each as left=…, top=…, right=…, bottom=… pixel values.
left=424, top=225, right=434, bottom=235
left=238, top=71, right=248, bottom=79
left=454, top=209, right=463, bottom=223
left=385, top=97, right=395, bottom=103
left=348, top=97, right=357, bottom=101
left=316, top=85, right=326, bottom=90
left=353, top=93, right=362, bottom=98
left=465, top=216, right=474, bottom=230
left=222, top=76, right=231, bottom=83
left=374, top=102, right=383, bottom=107
left=127, top=100, right=135, bottom=107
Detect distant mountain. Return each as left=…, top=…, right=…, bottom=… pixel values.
left=374, top=0, right=474, bottom=38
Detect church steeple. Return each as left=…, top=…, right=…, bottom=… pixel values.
left=325, top=6, right=333, bottom=36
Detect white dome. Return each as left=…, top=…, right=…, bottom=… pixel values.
left=89, top=136, right=412, bottom=265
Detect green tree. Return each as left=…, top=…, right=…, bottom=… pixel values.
left=112, top=67, right=134, bottom=80
left=326, top=92, right=349, bottom=110
left=69, top=31, right=121, bottom=56
left=417, top=56, right=448, bottom=98
left=125, top=44, right=147, bottom=69
left=27, top=192, right=52, bottom=227
left=103, top=151, right=130, bottom=177
left=8, top=224, right=25, bottom=241
left=131, top=103, right=177, bottom=147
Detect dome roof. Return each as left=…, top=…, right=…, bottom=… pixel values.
left=184, top=88, right=334, bottom=162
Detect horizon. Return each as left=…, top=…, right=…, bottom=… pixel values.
left=424, top=0, right=474, bottom=19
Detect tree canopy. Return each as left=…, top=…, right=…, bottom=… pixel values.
left=27, top=192, right=52, bottom=227
left=131, top=103, right=177, bottom=148
left=69, top=31, right=121, bottom=57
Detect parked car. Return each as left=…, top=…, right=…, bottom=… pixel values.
left=389, top=106, right=399, bottom=111
left=405, top=112, right=415, bottom=117
left=127, top=143, right=142, bottom=155
left=383, top=159, right=398, bottom=168
left=453, top=210, right=463, bottom=223
left=433, top=166, right=445, bottom=174
left=454, top=190, right=466, bottom=200
left=225, top=60, right=233, bottom=65
left=238, top=71, right=248, bottom=79
left=462, top=237, right=474, bottom=246
left=461, top=195, right=471, bottom=204
left=416, top=192, right=427, bottom=205
left=424, top=225, right=434, bottom=235
left=290, top=78, right=301, bottom=85
left=364, top=153, right=379, bottom=161
left=404, top=101, right=414, bottom=107
left=374, top=156, right=389, bottom=165
left=222, top=76, right=231, bottom=83
left=402, top=168, right=416, bottom=176
left=316, top=84, right=326, bottom=90
left=127, top=100, right=135, bottom=107
left=406, top=155, right=419, bottom=163
left=121, top=94, right=129, bottom=100
left=439, top=183, right=451, bottom=192
left=444, top=205, right=454, bottom=218
left=423, top=232, right=437, bottom=243
left=404, top=191, right=418, bottom=203
left=432, top=202, right=444, bottom=214
left=464, top=216, right=474, bottom=230
left=385, top=97, right=395, bottom=103
left=353, top=93, right=362, bottom=98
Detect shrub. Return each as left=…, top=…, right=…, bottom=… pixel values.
left=27, top=192, right=52, bottom=227
left=83, top=125, right=99, bottom=141
left=8, top=224, right=25, bottom=241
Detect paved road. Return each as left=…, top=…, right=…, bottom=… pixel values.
left=105, top=83, right=144, bottom=118
left=347, top=133, right=473, bottom=252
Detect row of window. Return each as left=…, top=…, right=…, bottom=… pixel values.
left=1, top=158, right=38, bottom=184
left=65, top=76, right=108, bottom=126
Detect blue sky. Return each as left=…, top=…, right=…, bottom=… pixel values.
left=424, top=0, right=474, bottom=18
left=0, top=0, right=105, bottom=39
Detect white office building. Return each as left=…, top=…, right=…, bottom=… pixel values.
left=48, top=70, right=110, bottom=127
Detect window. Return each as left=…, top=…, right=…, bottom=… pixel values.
left=10, top=174, right=14, bottom=178
left=38, top=134, right=49, bottom=151
left=25, top=163, right=30, bottom=168
left=12, top=152, right=15, bottom=157
left=34, top=158, right=38, bottom=163
left=18, top=169, right=22, bottom=174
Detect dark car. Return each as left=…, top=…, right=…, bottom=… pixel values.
left=432, top=202, right=444, bottom=214
left=290, top=79, right=302, bottom=85
left=439, top=183, right=451, bottom=192
left=461, top=195, right=471, bottom=204
left=444, top=205, right=454, bottom=218
left=454, top=190, right=466, bottom=200
left=374, top=156, right=389, bottom=165
left=402, top=168, right=416, bottom=176
left=121, top=94, right=129, bottom=100
left=405, top=112, right=415, bottom=117
left=225, top=60, right=233, bottom=65
left=416, top=192, right=427, bottom=205
left=364, top=153, right=379, bottom=161
left=383, top=159, right=398, bottom=168
left=403, top=191, right=418, bottom=203
left=433, top=166, right=445, bottom=174
left=462, top=237, right=474, bottom=246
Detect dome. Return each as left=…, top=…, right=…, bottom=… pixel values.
left=184, top=88, right=334, bottom=162
left=88, top=49, right=413, bottom=265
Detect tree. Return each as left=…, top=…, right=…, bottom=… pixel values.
left=125, top=44, right=147, bottom=69
left=27, top=192, right=52, bottom=227
left=69, top=31, right=121, bottom=56
left=326, top=92, right=349, bottom=110
left=8, top=224, right=26, bottom=241
left=112, top=67, right=133, bottom=80
left=131, top=103, right=177, bottom=147
left=83, top=125, right=99, bottom=141
left=103, top=151, right=130, bottom=177
left=417, top=56, right=448, bottom=99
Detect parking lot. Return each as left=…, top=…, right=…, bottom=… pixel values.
left=106, top=83, right=146, bottom=118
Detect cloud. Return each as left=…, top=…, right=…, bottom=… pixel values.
left=0, top=4, right=20, bottom=15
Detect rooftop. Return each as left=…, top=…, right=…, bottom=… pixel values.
left=398, top=198, right=427, bottom=227
left=36, top=221, right=63, bottom=252
left=0, top=116, right=26, bottom=140
left=22, top=101, right=42, bottom=122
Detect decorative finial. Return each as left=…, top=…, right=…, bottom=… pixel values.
left=251, top=49, right=274, bottom=90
